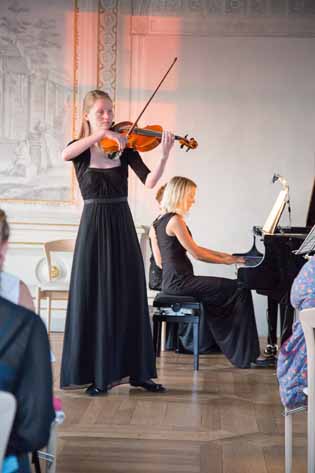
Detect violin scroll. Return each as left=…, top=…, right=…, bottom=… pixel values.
left=179, top=134, right=198, bottom=152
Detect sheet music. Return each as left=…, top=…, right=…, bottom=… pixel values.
left=262, top=189, right=288, bottom=234
left=295, top=224, right=315, bottom=255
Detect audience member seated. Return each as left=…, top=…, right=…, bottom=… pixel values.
left=277, top=255, right=315, bottom=409
left=0, top=209, right=55, bottom=473
left=0, top=209, right=56, bottom=363
left=149, top=176, right=272, bottom=368
left=0, top=210, right=34, bottom=311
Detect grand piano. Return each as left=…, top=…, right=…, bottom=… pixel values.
left=235, top=178, right=315, bottom=349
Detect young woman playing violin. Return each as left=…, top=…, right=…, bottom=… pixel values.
left=150, top=176, right=273, bottom=369
left=60, top=90, right=175, bottom=396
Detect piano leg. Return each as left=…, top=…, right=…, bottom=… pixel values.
left=279, top=294, right=294, bottom=345
left=264, top=292, right=295, bottom=352
left=263, top=297, right=279, bottom=357
left=267, top=297, right=279, bottom=347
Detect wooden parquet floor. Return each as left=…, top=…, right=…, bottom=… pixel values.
left=50, top=334, right=307, bottom=473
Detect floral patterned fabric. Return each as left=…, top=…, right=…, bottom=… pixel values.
left=277, top=256, right=315, bottom=408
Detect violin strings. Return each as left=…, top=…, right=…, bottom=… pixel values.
left=133, top=128, right=181, bottom=141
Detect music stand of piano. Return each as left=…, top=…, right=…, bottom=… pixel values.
left=294, top=224, right=315, bottom=256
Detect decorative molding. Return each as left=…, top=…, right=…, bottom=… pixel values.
left=132, top=0, right=315, bottom=17
left=131, top=15, right=315, bottom=37
left=8, top=222, right=79, bottom=247
left=72, top=0, right=80, bottom=141
left=98, top=0, right=118, bottom=99
left=131, top=1, right=315, bottom=37
left=72, top=0, right=119, bottom=131
left=72, top=0, right=99, bottom=138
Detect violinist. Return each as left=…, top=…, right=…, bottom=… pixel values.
left=60, top=89, right=174, bottom=395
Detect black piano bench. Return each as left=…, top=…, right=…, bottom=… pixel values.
left=152, top=293, right=202, bottom=371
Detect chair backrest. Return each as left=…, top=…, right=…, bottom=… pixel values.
left=0, top=391, right=16, bottom=471
left=300, top=308, right=315, bottom=395
left=299, top=308, right=315, bottom=473
left=44, top=239, right=75, bottom=282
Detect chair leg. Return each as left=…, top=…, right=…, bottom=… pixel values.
left=153, top=318, right=162, bottom=357
left=193, top=320, right=199, bottom=371
left=285, top=409, right=292, bottom=473
left=174, top=323, right=179, bottom=351
left=38, top=422, right=57, bottom=473
left=47, top=296, right=51, bottom=334
left=153, top=317, right=158, bottom=355
left=156, top=320, right=162, bottom=357
left=36, top=287, right=41, bottom=315
left=32, top=451, right=42, bottom=473
left=46, top=422, right=57, bottom=473
left=161, top=321, right=166, bottom=352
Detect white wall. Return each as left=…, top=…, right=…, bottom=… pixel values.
left=116, top=13, right=315, bottom=336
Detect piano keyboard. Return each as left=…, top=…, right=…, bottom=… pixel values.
left=243, top=256, right=263, bottom=267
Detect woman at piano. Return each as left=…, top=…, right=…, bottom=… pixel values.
left=149, top=176, right=273, bottom=369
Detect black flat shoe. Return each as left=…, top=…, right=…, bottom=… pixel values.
left=85, top=385, right=107, bottom=396
left=130, top=379, right=166, bottom=393
left=251, top=357, right=277, bottom=368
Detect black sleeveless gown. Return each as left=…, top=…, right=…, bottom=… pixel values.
left=149, top=217, right=220, bottom=353
left=60, top=147, right=157, bottom=389
left=154, top=213, right=260, bottom=368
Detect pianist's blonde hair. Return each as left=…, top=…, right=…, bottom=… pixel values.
left=161, top=176, right=197, bottom=216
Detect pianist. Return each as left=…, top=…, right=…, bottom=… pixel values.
left=150, top=176, right=272, bottom=369
left=149, top=184, right=220, bottom=354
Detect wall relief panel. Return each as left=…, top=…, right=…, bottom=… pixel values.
left=0, top=0, right=74, bottom=203
left=0, top=0, right=118, bottom=205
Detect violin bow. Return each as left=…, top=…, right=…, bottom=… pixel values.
left=127, top=57, right=178, bottom=136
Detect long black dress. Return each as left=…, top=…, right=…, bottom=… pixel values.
left=60, top=147, right=157, bottom=389
left=154, top=213, right=261, bottom=368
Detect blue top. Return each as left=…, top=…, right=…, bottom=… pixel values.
left=277, top=256, right=315, bottom=408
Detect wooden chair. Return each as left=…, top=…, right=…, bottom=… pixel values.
left=0, top=391, right=16, bottom=471
left=36, top=239, right=75, bottom=333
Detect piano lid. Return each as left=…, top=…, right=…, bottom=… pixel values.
left=306, top=178, right=315, bottom=227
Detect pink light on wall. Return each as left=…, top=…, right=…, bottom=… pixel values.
left=115, top=14, right=182, bottom=131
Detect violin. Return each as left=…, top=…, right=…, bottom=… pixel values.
left=99, top=58, right=198, bottom=154
left=99, top=121, right=198, bottom=153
